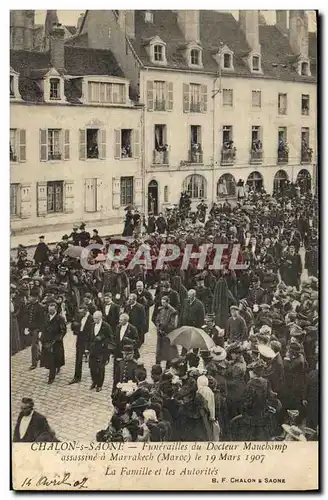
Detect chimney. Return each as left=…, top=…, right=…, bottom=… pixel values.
left=50, top=24, right=65, bottom=70
left=177, top=10, right=200, bottom=43
left=289, top=10, right=309, bottom=57
left=124, top=10, right=135, bottom=39
left=239, top=10, right=260, bottom=52
left=276, top=10, right=287, bottom=33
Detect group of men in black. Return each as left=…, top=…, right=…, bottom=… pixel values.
left=10, top=186, right=318, bottom=442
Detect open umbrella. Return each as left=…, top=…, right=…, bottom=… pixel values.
left=63, top=246, right=83, bottom=258
left=168, top=326, right=216, bottom=351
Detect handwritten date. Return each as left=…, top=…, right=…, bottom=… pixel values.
left=21, top=472, right=88, bottom=489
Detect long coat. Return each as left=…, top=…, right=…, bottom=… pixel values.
left=89, top=321, right=113, bottom=360
left=13, top=411, right=50, bottom=442
left=101, top=302, right=120, bottom=333
left=124, top=302, right=147, bottom=343
left=154, top=304, right=178, bottom=362
left=173, top=394, right=212, bottom=442
left=40, top=314, right=67, bottom=370
left=113, top=323, right=140, bottom=359
left=179, top=298, right=205, bottom=328
left=33, top=242, right=49, bottom=264
left=71, top=313, right=93, bottom=351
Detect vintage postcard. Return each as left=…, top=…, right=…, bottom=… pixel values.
left=10, top=9, right=318, bottom=491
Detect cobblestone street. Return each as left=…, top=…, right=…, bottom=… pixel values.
left=11, top=318, right=157, bottom=441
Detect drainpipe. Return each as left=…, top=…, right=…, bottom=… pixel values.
left=212, top=74, right=220, bottom=205
left=141, top=103, right=146, bottom=215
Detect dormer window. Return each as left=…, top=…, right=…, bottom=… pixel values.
left=10, top=68, right=21, bottom=100
left=301, top=61, right=310, bottom=76
left=49, top=78, right=60, bottom=100
left=154, top=45, right=164, bottom=62
left=252, top=56, right=260, bottom=71
left=190, top=49, right=200, bottom=66
left=223, top=53, right=232, bottom=69
left=145, top=11, right=153, bottom=23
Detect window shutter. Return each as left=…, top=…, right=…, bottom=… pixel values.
left=39, top=129, right=47, bottom=161
left=37, top=181, right=47, bottom=216
left=20, top=183, right=32, bottom=219
left=114, top=129, right=121, bottom=159
left=96, top=178, right=102, bottom=212
left=112, top=177, right=121, bottom=209
left=88, top=82, right=92, bottom=102
left=132, top=129, right=140, bottom=158
left=85, top=178, right=95, bottom=212
left=183, top=83, right=190, bottom=113
left=201, top=85, right=208, bottom=112
left=167, top=82, right=173, bottom=111
left=63, top=129, right=70, bottom=160
left=18, top=129, right=26, bottom=162
left=99, top=129, right=106, bottom=159
left=64, top=180, right=74, bottom=213
left=79, top=129, right=86, bottom=160
left=147, top=81, right=154, bottom=111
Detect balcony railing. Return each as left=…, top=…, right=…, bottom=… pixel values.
left=301, top=107, right=309, bottom=116
left=221, top=148, right=236, bottom=166
left=250, top=150, right=263, bottom=165
left=48, top=152, right=62, bottom=161
left=190, top=101, right=201, bottom=112
left=153, top=149, right=169, bottom=165
left=277, top=150, right=289, bottom=164
left=301, top=149, right=313, bottom=164
left=186, top=149, right=203, bottom=164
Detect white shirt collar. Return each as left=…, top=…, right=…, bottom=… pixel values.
left=19, top=411, right=34, bottom=439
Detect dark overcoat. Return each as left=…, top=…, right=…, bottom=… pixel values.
left=40, top=314, right=67, bottom=369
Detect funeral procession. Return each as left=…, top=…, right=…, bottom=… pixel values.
left=10, top=10, right=318, bottom=444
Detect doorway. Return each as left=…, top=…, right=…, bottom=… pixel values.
left=148, top=180, right=158, bottom=215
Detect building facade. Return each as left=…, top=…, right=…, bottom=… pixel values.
left=10, top=23, right=143, bottom=235
left=76, top=9, right=317, bottom=213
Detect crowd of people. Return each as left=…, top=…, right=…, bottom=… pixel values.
left=11, top=186, right=318, bottom=443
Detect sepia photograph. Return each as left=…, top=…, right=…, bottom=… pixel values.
left=10, top=8, right=319, bottom=490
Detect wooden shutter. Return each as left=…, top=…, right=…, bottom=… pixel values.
left=147, top=80, right=154, bottom=111
left=63, top=129, right=70, bottom=160
left=20, top=183, right=32, bottom=219
left=96, top=178, right=102, bottom=212
left=112, top=177, right=121, bottom=209
left=114, top=129, right=121, bottom=159
left=37, top=181, right=47, bottom=216
left=88, top=82, right=92, bottom=102
left=18, top=129, right=26, bottom=162
left=183, top=83, right=190, bottom=113
left=39, top=129, right=47, bottom=161
left=79, top=129, right=86, bottom=160
left=201, top=84, right=208, bottom=112
left=99, top=129, right=106, bottom=159
left=85, top=178, right=96, bottom=212
left=167, top=82, right=173, bottom=111
left=64, top=180, right=74, bottom=213
left=132, top=129, right=140, bottom=158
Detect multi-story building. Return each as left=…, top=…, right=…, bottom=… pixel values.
left=10, top=21, right=143, bottom=235
left=74, top=9, right=317, bottom=213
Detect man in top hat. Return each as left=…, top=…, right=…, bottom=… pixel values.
left=195, top=276, right=213, bottom=314
left=83, top=292, right=97, bottom=315
left=69, top=304, right=94, bottom=384
left=113, top=339, right=140, bottom=389
left=101, top=292, right=120, bottom=333
left=33, top=236, right=50, bottom=272
left=124, top=293, right=147, bottom=346
left=40, top=300, right=67, bottom=384
left=238, top=299, right=254, bottom=333
left=89, top=311, right=113, bottom=392
left=79, top=223, right=90, bottom=248
left=114, top=313, right=140, bottom=363
left=179, top=289, right=205, bottom=329
left=226, top=305, right=247, bottom=343
left=13, top=398, right=51, bottom=443
left=132, top=281, right=154, bottom=329
left=202, top=314, right=225, bottom=348
left=24, top=288, right=45, bottom=370
left=69, top=224, right=80, bottom=246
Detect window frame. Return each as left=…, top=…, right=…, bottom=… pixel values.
left=49, top=78, right=61, bottom=100
left=223, top=53, right=232, bottom=69
left=252, top=56, right=260, bottom=71
left=252, top=90, right=261, bottom=108
left=222, top=88, right=233, bottom=107
left=190, top=48, right=202, bottom=67
left=278, top=93, right=288, bottom=115
left=154, top=45, right=164, bottom=62
left=10, top=183, right=20, bottom=217
left=120, top=176, right=134, bottom=206
left=301, top=94, right=310, bottom=115
left=183, top=174, right=206, bottom=200
left=46, top=181, right=64, bottom=214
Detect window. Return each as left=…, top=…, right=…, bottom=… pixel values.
left=154, top=80, right=166, bottom=111
left=47, top=181, right=64, bottom=213
left=217, top=174, right=236, bottom=198
left=164, top=185, right=169, bottom=203
left=121, top=129, right=132, bottom=158
left=47, top=129, right=62, bottom=160
left=252, top=90, right=261, bottom=108
left=301, top=127, right=312, bottom=163
left=252, top=56, right=260, bottom=71
left=301, top=94, right=310, bottom=115
left=223, top=53, right=232, bottom=69
left=278, top=127, right=288, bottom=163
left=223, top=125, right=233, bottom=144
left=154, top=45, right=164, bottom=62
left=252, top=126, right=261, bottom=143
left=222, top=89, right=233, bottom=107
left=301, top=61, right=309, bottom=76
left=87, top=129, right=99, bottom=159
left=10, top=184, right=19, bottom=217
left=251, top=126, right=263, bottom=162
left=114, top=129, right=139, bottom=159
left=190, top=49, right=200, bottom=66
left=79, top=128, right=106, bottom=160
left=10, top=128, right=26, bottom=162
left=88, top=82, right=126, bottom=104
left=183, top=174, right=206, bottom=199
left=278, top=93, right=287, bottom=115
left=120, top=177, right=134, bottom=206
left=49, top=78, right=60, bottom=100
left=190, top=83, right=201, bottom=112
left=278, top=127, right=287, bottom=142
left=10, top=76, right=14, bottom=97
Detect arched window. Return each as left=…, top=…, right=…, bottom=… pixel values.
left=183, top=174, right=206, bottom=199
left=164, top=185, right=169, bottom=203
left=296, top=169, right=312, bottom=194
left=217, top=173, right=236, bottom=198
left=273, top=170, right=289, bottom=194
left=247, top=171, right=263, bottom=191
